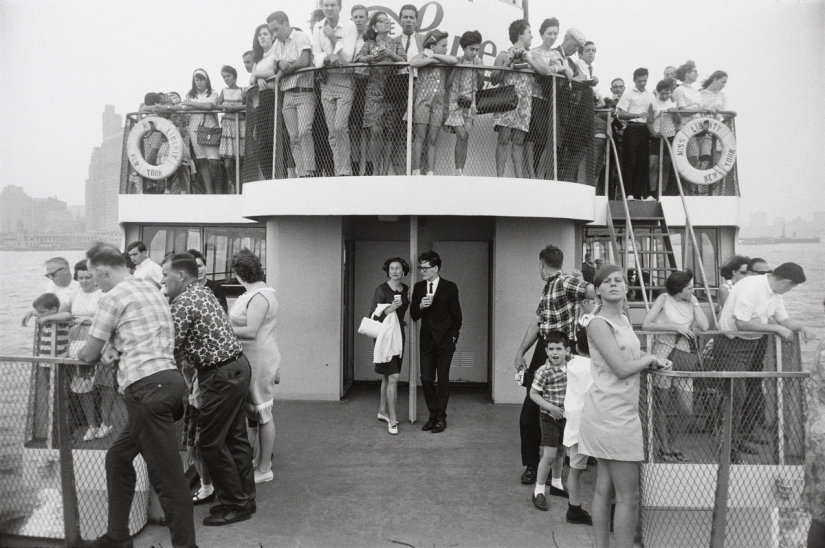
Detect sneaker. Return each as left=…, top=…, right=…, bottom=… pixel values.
left=388, top=423, right=398, bottom=435
left=626, top=195, right=636, bottom=201
left=644, top=196, right=656, bottom=201
left=95, top=424, right=113, bottom=439
left=83, top=427, right=97, bottom=442
left=254, top=469, right=274, bottom=484
left=566, top=507, right=593, bottom=525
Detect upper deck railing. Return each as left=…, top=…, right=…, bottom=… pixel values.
left=120, top=64, right=738, bottom=198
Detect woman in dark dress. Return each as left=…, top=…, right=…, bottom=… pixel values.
left=187, top=248, right=228, bottom=313
left=369, top=257, right=410, bottom=434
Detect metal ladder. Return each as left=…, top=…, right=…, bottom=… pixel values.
left=605, top=130, right=719, bottom=326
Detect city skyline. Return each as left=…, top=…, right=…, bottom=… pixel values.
left=1, top=0, right=824, bottom=220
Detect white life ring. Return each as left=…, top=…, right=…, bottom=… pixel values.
left=671, top=117, right=736, bottom=186
left=126, top=116, right=183, bottom=180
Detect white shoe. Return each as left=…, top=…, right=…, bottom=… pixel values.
left=388, top=423, right=398, bottom=435
left=455, top=169, right=464, bottom=176
left=95, top=424, right=113, bottom=439
left=626, top=195, right=635, bottom=201
left=644, top=196, right=656, bottom=201
left=83, top=427, right=97, bottom=442
left=425, top=171, right=434, bottom=176
left=254, top=469, right=274, bottom=484
left=377, top=413, right=389, bottom=423
left=411, top=169, right=421, bottom=176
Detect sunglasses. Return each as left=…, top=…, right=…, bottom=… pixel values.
left=749, top=269, right=772, bottom=275
left=45, top=266, right=66, bottom=279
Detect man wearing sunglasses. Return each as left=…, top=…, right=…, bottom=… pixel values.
left=21, top=257, right=78, bottom=326
left=747, top=257, right=772, bottom=276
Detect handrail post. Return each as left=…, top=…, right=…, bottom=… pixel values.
left=234, top=111, right=241, bottom=193
left=552, top=77, right=558, bottom=181
left=57, top=362, right=81, bottom=547
left=406, top=68, right=414, bottom=176
left=776, top=334, right=785, bottom=464
left=709, top=377, right=733, bottom=548
left=604, top=111, right=612, bottom=198
left=271, top=87, right=280, bottom=180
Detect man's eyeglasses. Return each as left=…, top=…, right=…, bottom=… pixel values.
left=750, top=269, right=772, bottom=275
left=44, top=267, right=66, bottom=279
left=418, top=265, right=435, bottom=271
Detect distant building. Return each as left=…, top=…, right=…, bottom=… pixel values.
left=0, top=185, right=83, bottom=236
left=85, top=105, right=123, bottom=234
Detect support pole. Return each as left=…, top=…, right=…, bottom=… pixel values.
left=57, top=363, right=81, bottom=547
left=709, top=378, right=733, bottom=548
left=408, top=216, right=418, bottom=423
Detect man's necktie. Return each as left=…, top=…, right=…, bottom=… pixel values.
left=405, top=35, right=411, bottom=52
left=429, top=282, right=433, bottom=294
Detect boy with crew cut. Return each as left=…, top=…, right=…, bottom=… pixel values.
left=530, top=330, right=571, bottom=511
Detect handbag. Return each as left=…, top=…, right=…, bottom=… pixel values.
left=358, top=317, right=382, bottom=339
left=667, top=336, right=701, bottom=371
left=475, top=85, right=518, bottom=115
left=197, top=124, right=222, bottom=146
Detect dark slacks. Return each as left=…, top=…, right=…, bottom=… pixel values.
left=197, top=355, right=255, bottom=507
left=712, top=336, right=765, bottom=446
left=520, top=337, right=546, bottom=468
left=107, top=369, right=195, bottom=548
left=621, top=123, right=649, bottom=198
left=420, top=338, right=456, bottom=420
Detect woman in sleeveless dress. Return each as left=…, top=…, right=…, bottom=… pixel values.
left=216, top=65, right=246, bottom=193
left=642, top=270, right=708, bottom=462
left=579, top=264, right=669, bottom=548
left=229, top=248, right=280, bottom=484
left=369, top=257, right=410, bottom=435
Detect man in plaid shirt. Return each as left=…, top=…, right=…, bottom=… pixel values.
left=78, top=243, right=195, bottom=548
left=514, top=244, right=595, bottom=486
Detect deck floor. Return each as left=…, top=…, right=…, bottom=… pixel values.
left=5, top=384, right=608, bottom=548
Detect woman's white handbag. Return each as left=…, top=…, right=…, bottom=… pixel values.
left=358, top=317, right=382, bottom=339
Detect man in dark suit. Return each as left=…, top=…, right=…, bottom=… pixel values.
left=410, top=251, right=462, bottom=433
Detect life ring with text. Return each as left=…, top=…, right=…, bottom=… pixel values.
left=671, top=117, right=736, bottom=186
left=126, top=117, right=182, bottom=180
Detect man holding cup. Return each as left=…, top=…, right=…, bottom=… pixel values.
left=410, top=251, right=462, bottom=433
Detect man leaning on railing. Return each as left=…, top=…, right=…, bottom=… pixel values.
left=715, top=262, right=816, bottom=463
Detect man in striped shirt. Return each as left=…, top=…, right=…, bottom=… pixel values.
left=78, top=243, right=195, bottom=548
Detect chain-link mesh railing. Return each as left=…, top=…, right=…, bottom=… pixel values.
left=637, top=331, right=809, bottom=548
left=0, top=323, right=154, bottom=542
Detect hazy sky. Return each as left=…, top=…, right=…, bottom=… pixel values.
left=1, top=0, right=824, bottom=224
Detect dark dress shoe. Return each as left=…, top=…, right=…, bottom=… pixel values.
left=549, top=485, right=569, bottom=498
left=203, top=502, right=253, bottom=526
left=532, top=492, right=549, bottom=511
left=87, top=534, right=133, bottom=548
left=431, top=419, right=446, bottom=433
left=422, top=419, right=436, bottom=431
left=521, top=466, right=537, bottom=484
left=566, top=506, right=593, bottom=525
left=210, top=498, right=256, bottom=515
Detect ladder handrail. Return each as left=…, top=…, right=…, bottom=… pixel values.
left=606, top=135, right=651, bottom=312
left=662, top=137, right=720, bottom=328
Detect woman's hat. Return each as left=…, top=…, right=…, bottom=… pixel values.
left=423, top=29, right=448, bottom=49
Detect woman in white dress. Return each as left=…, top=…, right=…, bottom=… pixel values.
left=216, top=65, right=245, bottom=193
left=229, top=248, right=280, bottom=484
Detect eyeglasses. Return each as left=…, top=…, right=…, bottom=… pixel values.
left=45, top=266, right=66, bottom=279
left=418, top=265, right=435, bottom=271
left=750, top=269, right=772, bottom=275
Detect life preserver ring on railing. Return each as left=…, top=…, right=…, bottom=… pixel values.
left=126, top=116, right=182, bottom=180
left=671, top=117, right=736, bottom=186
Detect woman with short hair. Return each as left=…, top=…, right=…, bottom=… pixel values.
left=642, top=270, right=709, bottom=462
left=369, top=257, right=410, bottom=435
left=718, top=254, right=750, bottom=308
left=183, top=69, right=222, bottom=194
left=216, top=65, right=245, bottom=192
left=229, top=248, right=280, bottom=484
left=443, top=30, right=485, bottom=176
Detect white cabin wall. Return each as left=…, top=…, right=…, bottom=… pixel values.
left=491, top=218, right=579, bottom=404
left=265, top=216, right=343, bottom=401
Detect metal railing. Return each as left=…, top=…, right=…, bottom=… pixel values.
left=636, top=330, right=808, bottom=547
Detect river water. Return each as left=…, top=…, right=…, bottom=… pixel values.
left=1, top=245, right=824, bottom=363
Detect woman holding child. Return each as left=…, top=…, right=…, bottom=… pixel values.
left=369, top=258, right=410, bottom=435
left=579, top=264, right=670, bottom=548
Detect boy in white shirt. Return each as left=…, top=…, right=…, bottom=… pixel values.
left=562, top=319, right=594, bottom=525
left=647, top=80, right=680, bottom=199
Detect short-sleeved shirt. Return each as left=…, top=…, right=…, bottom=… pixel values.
left=170, top=282, right=242, bottom=370
left=134, top=258, right=163, bottom=286
left=617, top=86, right=655, bottom=123
left=718, top=275, right=789, bottom=340
left=273, top=28, right=313, bottom=90
left=88, top=277, right=177, bottom=393
left=536, top=271, right=589, bottom=340
left=46, top=279, right=79, bottom=312
left=532, top=361, right=567, bottom=415
left=312, top=17, right=359, bottom=91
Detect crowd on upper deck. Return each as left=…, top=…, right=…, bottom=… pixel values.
left=128, top=1, right=734, bottom=197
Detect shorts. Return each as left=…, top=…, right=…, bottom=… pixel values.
left=183, top=403, right=201, bottom=448
left=540, top=414, right=566, bottom=448
left=567, top=443, right=589, bottom=470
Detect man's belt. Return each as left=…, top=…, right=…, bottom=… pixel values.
left=199, top=352, right=243, bottom=374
